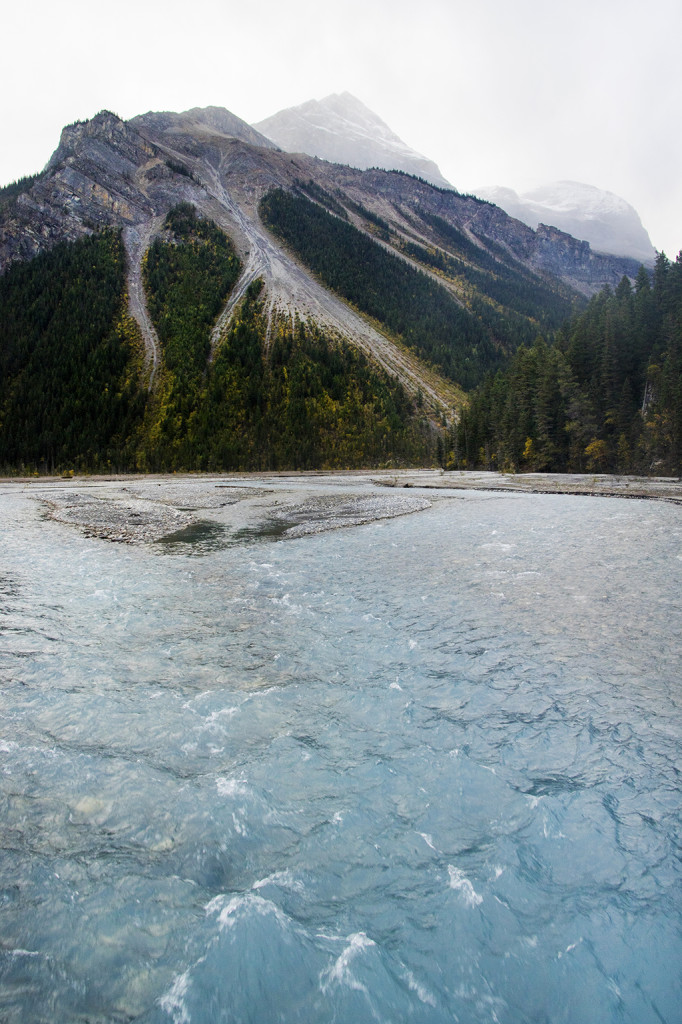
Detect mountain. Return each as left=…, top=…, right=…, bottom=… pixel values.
left=129, top=105, right=278, bottom=151
left=475, top=181, right=656, bottom=264
left=0, top=105, right=650, bottom=474
left=253, top=92, right=452, bottom=189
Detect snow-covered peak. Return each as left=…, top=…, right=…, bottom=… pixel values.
left=253, top=93, right=451, bottom=189
left=476, top=181, right=655, bottom=263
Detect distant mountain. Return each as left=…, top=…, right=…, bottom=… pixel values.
left=253, top=92, right=452, bottom=189
left=476, top=181, right=656, bottom=264
left=0, top=104, right=649, bottom=473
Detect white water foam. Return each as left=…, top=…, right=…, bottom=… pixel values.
left=419, top=832, right=437, bottom=851
left=158, top=970, right=191, bottom=1024
left=448, top=865, right=483, bottom=906
left=253, top=869, right=305, bottom=893
left=215, top=778, right=248, bottom=797
left=320, top=932, right=375, bottom=994
left=403, top=968, right=437, bottom=1007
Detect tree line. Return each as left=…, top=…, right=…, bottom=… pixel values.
left=259, top=188, right=501, bottom=389
left=451, top=253, right=682, bottom=475
left=260, top=188, right=584, bottom=383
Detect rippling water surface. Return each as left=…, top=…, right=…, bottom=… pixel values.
left=1, top=482, right=680, bottom=1023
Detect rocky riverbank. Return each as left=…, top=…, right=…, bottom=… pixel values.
left=371, top=469, right=682, bottom=503
left=3, top=469, right=680, bottom=547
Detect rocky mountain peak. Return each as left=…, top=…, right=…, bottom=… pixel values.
left=130, top=106, right=276, bottom=150
left=0, top=104, right=645, bottom=305
left=46, top=110, right=133, bottom=169
left=253, top=93, right=452, bottom=189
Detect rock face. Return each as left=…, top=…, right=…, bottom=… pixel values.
left=0, top=104, right=652, bottom=417
left=531, top=224, right=642, bottom=293
left=130, top=106, right=277, bottom=150
left=0, top=107, right=277, bottom=273
left=476, top=181, right=656, bottom=264
left=0, top=104, right=644, bottom=303
left=253, top=92, right=452, bottom=188
left=0, top=112, right=158, bottom=268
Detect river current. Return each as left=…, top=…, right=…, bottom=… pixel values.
left=0, top=480, right=680, bottom=1023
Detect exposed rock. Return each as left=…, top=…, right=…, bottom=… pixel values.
left=32, top=479, right=436, bottom=545
left=0, top=112, right=158, bottom=271
left=530, top=223, right=642, bottom=295
left=268, top=493, right=432, bottom=537
left=476, top=181, right=656, bottom=264
left=254, top=92, right=452, bottom=188
left=38, top=490, right=196, bottom=543
left=0, top=104, right=643, bottom=299
left=131, top=106, right=278, bottom=151
left=0, top=104, right=649, bottom=409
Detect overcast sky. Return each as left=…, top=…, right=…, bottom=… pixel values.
left=3, top=0, right=680, bottom=256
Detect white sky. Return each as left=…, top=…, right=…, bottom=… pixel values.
left=3, top=0, right=681, bottom=256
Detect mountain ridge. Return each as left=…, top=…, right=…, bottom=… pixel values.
left=0, top=105, right=644, bottom=417
left=476, top=180, right=656, bottom=264
left=253, top=94, right=656, bottom=266
left=130, top=105, right=278, bottom=151
left=0, top=106, right=642, bottom=294
left=0, top=102, right=667, bottom=476
left=253, top=92, right=452, bottom=189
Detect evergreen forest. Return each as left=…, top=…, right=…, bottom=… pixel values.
left=0, top=205, right=433, bottom=474
left=452, top=254, right=682, bottom=475
left=0, top=231, right=145, bottom=471
left=260, top=189, right=582, bottom=383
left=260, top=188, right=500, bottom=389
left=0, top=193, right=680, bottom=477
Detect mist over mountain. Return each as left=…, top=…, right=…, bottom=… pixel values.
left=254, top=96, right=656, bottom=267
left=476, top=181, right=656, bottom=264
left=1, top=104, right=641, bottom=297
left=253, top=92, right=452, bottom=189
left=2, top=101, right=671, bottom=476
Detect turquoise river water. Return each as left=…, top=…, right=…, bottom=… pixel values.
left=0, top=480, right=680, bottom=1023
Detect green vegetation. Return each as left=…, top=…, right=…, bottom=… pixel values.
left=367, top=169, right=491, bottom=204
left=452, top=254, right=682, bottom=475
left=343, top=198, right=391, bottom=239
left=2, top=195, right=677, bottom=479
left=260, top=189, right=584, bottom=388
left=0, top=230, right=145, bottom=473
left=259, top=188, right=499, bottom=388
left=417, top=211, right=581, bottom=334
left=186, top=283, right=432, bottom=471
left=165, top=159, right=197, bottom=181
left=140, top=202, right=242, bottom=466
left=0, top=206, right=434, bottom=474
left=293, top=179, right=349, bottom=220
left=0, top=172, right=44, bottom=212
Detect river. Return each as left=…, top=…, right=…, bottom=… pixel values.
left=0, top=477, right=680, bottom=1023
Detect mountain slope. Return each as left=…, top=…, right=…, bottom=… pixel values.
left=0, top=209, right=433, bottom=472
left=455, top=256, right=682, bottom=476
left=129, top=105, right=278, bottom=151
left=476, top=181, right=656, bottom=264
left=261, top=188, right=508, bottom=389
left=0, top=230, right=145, bottom=470
left=254, top=92, right=452, bottom=188
left=0, top=104, right=651, bottom=475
